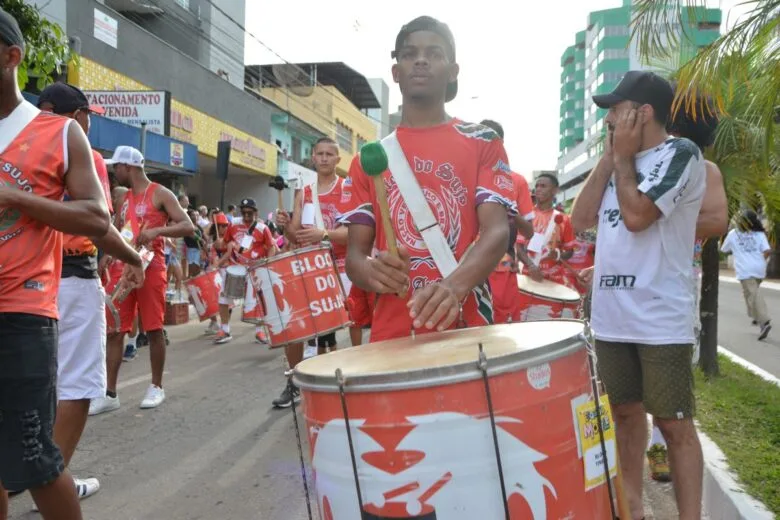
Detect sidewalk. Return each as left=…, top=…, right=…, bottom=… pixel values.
left=719, top=268, right=780, bottom=291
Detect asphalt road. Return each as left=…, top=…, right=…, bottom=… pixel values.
left=716, top=277, right=780, bottom=377
left=9, top=278, right=773, bottom=519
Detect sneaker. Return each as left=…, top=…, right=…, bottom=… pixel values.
left=759, top=321, right=771, bottom=341
left=204, top=322, right=219, bottom=336
left=140, top=384, right=165, bottom=409
left=123, top=343, right=137, bottom=361
left=213, top=330, right=232, bottom=344
left=33, top=477, right=100, bottom=510
left=271, top=383, right=300, bottom=409
left=137, top=332, right=149, bottom=348
left=89, top=395, right=120, bottom=416
left=255, top=330, right=268, bottom=344
left=646, top=443, right=671, bottom=482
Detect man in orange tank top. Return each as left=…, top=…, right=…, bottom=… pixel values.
left=516, top=173, right=576, bottom=285
left=89, top=146, right=195, bottom=416
left=37, top=82, right=146, bottom=505
left=0, top=8, right=113, bottom=518
left=273, top=137, right=355, bottom=408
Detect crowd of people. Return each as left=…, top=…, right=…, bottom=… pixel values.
left=0, top=6, right=774, bottom=520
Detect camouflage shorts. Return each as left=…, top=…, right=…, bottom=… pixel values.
left=595, top=341, right=695, bottom=420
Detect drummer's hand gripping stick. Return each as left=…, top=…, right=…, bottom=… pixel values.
left=360, top=142, right=407, bottom=299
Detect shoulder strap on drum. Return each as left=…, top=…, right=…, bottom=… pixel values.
left=0, top=101, right=40, bottom=155
left=309, top=182, right=325, bottom=230
left=381, top=131, right=458, bottom=278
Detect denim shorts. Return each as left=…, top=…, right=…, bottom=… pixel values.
left=0, top=313, right=64, bottom=490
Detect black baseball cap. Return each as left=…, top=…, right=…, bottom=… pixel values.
left=592, top=71, right=674, bottom=123
left=392, top=16, right=458, bottom=103
left=0, top=7, right=24, bottom=50
left=239, top=198, right=257, bottom=211
left=38, top=83, right=106, bottom=115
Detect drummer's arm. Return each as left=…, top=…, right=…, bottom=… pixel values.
left=516, top=244, right=534, bottom=268
left=284, top=190, right=304, bottom=241
left=327, top=226, right=348, bottom=245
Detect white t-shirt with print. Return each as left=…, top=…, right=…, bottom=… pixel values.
left=721, top=230, right=770, bottom=280
left=592, top=137, right=706, bottom=345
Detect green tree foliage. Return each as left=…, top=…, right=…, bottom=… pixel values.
left=0, top=0, right=74, bottom=90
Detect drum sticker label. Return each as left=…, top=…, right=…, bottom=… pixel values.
left=252, top=267, right=292, bottom=334
left=311, top=412, right=557, bottom=519
left=527, top=363, right=552, bottom=390
left=575, top=396, right=618, bottom=491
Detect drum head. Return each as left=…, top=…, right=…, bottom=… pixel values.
left=227, top=265, right=247, bottom=275
left=517, top=275, right=580, bottom=302
left=294, top=321, right=585, bottom=392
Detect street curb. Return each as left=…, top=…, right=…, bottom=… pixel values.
left=699, top=429, right=775, bottom=520
left=697, top=346, right=778, bottom=520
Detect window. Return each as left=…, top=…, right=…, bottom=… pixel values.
left=356, top=135, right=367, bottom=152
left=575, top=62, right=584, bottom=71
left=291, top=137, right=302, bottom=162
left=574, top=100, right=584, bottom=109
left=575, top=120, right=584, bottom=128
left=174, top=0, right=190, bottom=9
left=605, top=25, right=630, bottom=37
left=336, top=121, right=354, bottom=153
left=604, top=48, right=628, bottom=59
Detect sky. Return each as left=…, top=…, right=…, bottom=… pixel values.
left=244, top=0, right=747, bottom=176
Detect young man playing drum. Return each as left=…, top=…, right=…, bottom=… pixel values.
left=273, top=136, right=353, bottom=408
left=90, top=146, right=195, bottom=415
left=341, top=16, right=517, bottom=342
left=516, top=172, right=576, bottom=285
left=213, top=198, right=277, bottom=345
left=479, top=119, right=535, bottom=324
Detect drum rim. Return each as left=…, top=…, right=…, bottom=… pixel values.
left=226, top=264, right=248, bottom=274
left=248, top=244, right=333, bottom=268
left=516, top=275, right=581, bottom=302
left=293, top=320, right=586, bottom=393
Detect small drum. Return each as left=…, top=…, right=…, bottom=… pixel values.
left=249, top=245, right=350, bottom=348
left=294, top=321, right=613, bottom=519
left=186, top=270, right=222, bottom=321
left=223, top=264, right=248, bottom=300
left=517, top=274, right=581, bottom=321
left=241, top=281, right=265, bottom=325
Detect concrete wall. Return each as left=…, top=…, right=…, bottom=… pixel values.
left=205, top=0, right=246, bottom=90
left=367, top=78, right=390, bottom=138
left=69, top=0, right=272, bottom=144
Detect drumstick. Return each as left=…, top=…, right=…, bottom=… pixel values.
left=360, top=142, right=407, bottom=298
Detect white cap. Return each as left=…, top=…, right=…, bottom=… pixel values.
left=105, top=145, right=145, bottom=167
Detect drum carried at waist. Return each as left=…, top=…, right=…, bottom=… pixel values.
left=223, top=265, right=248, bottom=300
left=185, top=270, right=222, bottom=321
left=517, top=274, right=582, bottom=321
left=248, top=245, right=350, bottom=348
left=293, top=321, right=614, bottom=519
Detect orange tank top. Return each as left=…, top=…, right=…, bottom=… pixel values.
left=118, top=182, right=168, bottom=271
left=0, top=109, right=69, bottom=319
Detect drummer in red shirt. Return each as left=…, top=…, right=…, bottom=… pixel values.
left=479, top=119, right=535, bottom=324
left=516, top=173, right=576, bottom=286
left=213, top=198, right=277, bottom=345
left=565, top=232, right=596, bottom=294
left=341, top=16, right=517, bottom=343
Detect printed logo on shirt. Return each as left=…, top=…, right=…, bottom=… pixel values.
left=0, top=166, right=28, bottom=234
left=599, top=274, right=636, bottom=290
left=601, top=207, right=623, bottom=228
left=673, top=178, right=689, bottom=204
left=492, top=159, right=511, bottom=174
left=494, top=174, right=513, bottom=192
left=414, top=157, right=434, bottom=173
left=454, top=122, right=501, bottom=142
left=24, top=279, right=45, bottom=291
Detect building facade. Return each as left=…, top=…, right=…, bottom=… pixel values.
left=556, top=0, right=722, bottom=202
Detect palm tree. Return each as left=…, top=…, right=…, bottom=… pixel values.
left=631, top=0, right=779, bottom=376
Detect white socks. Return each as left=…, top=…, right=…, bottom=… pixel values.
left=221, top=324, right=230, bottom=334
left=127, top=334, right=138, bottom=347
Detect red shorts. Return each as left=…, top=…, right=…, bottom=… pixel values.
left=106, top=263, right=167, bottom=334
left=347, top=285, right=374, bottom=328
left=489, top=270, right=521, bottom=324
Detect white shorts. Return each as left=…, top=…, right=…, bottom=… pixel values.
left=57, top=277, right=107, bottom=401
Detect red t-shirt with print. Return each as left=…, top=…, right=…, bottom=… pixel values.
left=517, top=207, right=576, bottom=281
left=223, top=220, right=275, bottom=264
left=301, top=177, right=350, bottom=271
left=340, top=119, right=517, bottom=342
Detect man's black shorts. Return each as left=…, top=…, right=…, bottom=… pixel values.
left=307, top=331, right=337, bottom=349
left=0, top=313, right=65, bottom=490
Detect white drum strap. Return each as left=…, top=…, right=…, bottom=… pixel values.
left=0, top=101, right=40, bottom=154
left=382, top=131, right=458, bottom=278
left=531, top=210, right=560, bottom=267
left=310, top=180, right=325, bottom=230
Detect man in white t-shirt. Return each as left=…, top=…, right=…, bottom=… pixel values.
left=571, top=71, right=706, bottom=520
left=721, top=211, right=772, bottom=340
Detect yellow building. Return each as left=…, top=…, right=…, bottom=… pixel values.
left=246, top=62, right=380, bottom=173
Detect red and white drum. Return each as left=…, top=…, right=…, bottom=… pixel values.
left=185, top=270, right=222, bottom=321
left=249, top=245, right=350, bottom=348
left=517, top=274, right=581, bottom=321
left=241, top=280, right=265, bottom=324
left=294, top=321, right=613, bottom=519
